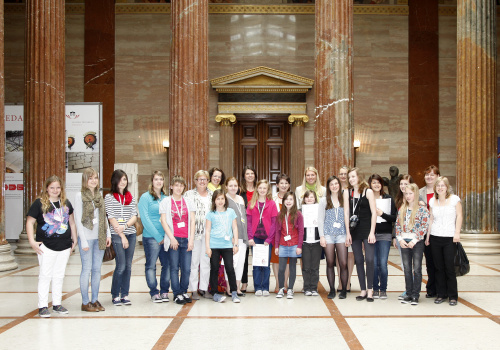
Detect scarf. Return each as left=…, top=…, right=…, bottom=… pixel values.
left=81, top=188, right=107, bottom=250
left=207, top=183, right=221, bottom=192
left=305, top=182, right=322, bottom=200
left=113, top=191, right=133, bottom=205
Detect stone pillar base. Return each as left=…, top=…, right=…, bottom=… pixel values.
left=460, top=233, right=500, bottom=255
left=0, top=243, right=18, bottom=271
left=14, top=232, right=36, bottom=254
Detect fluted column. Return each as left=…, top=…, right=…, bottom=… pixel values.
left=16, top=0, right=66, bottom=254
left=169, top=0, right=208, bottom=189
left=456, top=0, right=497, bottom=234
left=0, top=0, right=18, bottom=271
left=216, top=114, right=236, bottom=177
left=314, top=0, right=353, bottom=183
left=289, top=114, right=308, bottom=189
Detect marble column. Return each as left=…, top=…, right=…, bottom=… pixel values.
left=456, top=0, right=497, bottom=234
left=408, top=0, right=439, bottom=188
left=0, top=0, right=18, bottom=271
left=289, top=114, right=308, bottom=190
left=215, top=114, right=236, bottom=177
left=84, top=0, right=115, bottom=185
left=314, top=0, right=353, bottom=183
left=169, top=0, right=209, bottom=189
left=16, top=0, right=66, bottom=254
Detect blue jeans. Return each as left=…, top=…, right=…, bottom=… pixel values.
left=168, top=237, right=192, bottom=296
left=252, top=238, right=272, bottom=292
left=111, top=234, right=136, bottom=299
left=78, top=238, right=105, bottom=304
left=143, top=236, right=170, bottom=297
left=401, top=240, right=425, bottom=299
left=373, top=240, right=391, bottom=292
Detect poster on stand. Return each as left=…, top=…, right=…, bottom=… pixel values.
left=4, top=103, right=102, bottom=240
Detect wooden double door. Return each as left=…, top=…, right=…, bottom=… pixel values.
left=234, top=116, right=290, bottom=187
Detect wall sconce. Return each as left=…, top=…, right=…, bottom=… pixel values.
left=353, top=139, right=360, bottom=167
left=163, top=140, right=169, bottom=169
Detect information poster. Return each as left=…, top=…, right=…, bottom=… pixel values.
left=4, top=103, right=102, bottom=239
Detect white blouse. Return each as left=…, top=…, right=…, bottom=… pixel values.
left=429, top=195, right=461, bottom=237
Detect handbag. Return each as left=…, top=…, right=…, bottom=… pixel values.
left=135, top=217, right=143, bottom=236
left=454, top=242, right=470, bottom=277
left=103, top=244, right=116, bottom=262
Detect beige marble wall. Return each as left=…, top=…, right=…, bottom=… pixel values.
left=3, top=10, right=469, bottom=191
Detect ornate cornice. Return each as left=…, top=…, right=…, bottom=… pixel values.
left=218, top=102, right=307, bottom=115
left=288, top=114, right=309, bottom=126
left=4, top=4, right=488, bottom=17
left=215, top=114, right=236, bottom=126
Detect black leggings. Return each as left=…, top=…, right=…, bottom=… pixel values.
left=351, top=239, right=375, bottom=290
left=241, top=247, right=249, bottom=284
left=278, top=257, right=297, bottom=289
left=325, top=243, right=348, bottom=291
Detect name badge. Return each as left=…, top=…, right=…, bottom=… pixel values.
left=225, top=235, right=230, bottom=241
left=284, top=235, right=291, bottom=241
left=333, top=222, right=341, bottom=228
left=177, top=222, right=185, bottom=228
left=93, top=218, right=98, bottom=225
left=60, top=223, right=68, bottom=231
left=241, top=218, right=245, bottom=224
left=117, top=218, right=125, bottom=223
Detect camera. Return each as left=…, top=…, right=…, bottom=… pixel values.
left=349, top=215, right=359, bottom=228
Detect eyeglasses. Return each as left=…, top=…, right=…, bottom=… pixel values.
left=197, top=178, right=208, bottom=182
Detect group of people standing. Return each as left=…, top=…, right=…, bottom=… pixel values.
left=25, top=163, right=462, bottom=318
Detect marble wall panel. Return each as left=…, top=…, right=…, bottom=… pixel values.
left=4, top=13, right=24, bottom=104
left=66, top=14, right=84, bottom=102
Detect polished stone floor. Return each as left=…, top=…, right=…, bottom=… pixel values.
left=0, top=244, right=498, bottom=350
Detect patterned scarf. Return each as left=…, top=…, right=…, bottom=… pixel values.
left=186, top=188, right=213, bottom=239
left=81, top=188, right=107, bottom=250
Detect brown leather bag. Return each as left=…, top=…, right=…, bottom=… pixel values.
left=135, top=217, right=143, bottom=236
left=103, top=244, right=116, bottom=262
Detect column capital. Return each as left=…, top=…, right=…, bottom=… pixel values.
left=288, top=114, right=309, bottom=126
left=215, top=114, right=236, bottom=126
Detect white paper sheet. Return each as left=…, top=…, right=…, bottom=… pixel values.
left=376, top=198, right=391, bottom=223
left=252, top=244, right=269, bottom=267
left=302, top=203, right=319, bottom=227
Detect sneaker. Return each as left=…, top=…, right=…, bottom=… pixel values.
left=305, top=290, right=312, bottom=296
left=311, top=291, right=319, bottom=296
left=255, top=290, right=263, bottom=296
left=263, top=290, right=270, bottom=297
left=380, top=291, right=387, bottom=299
left=373, top=290, right=380, bottom=299
left=191, top=291, right=200, bottom=300
left=81, top=303, right=98, bottom=312
left=182, top=293, right=192, bottom=303
left=213, top=294, right=226, bottom=303
left=161, top=293, right=169, bottom=302
left=203, top=291, right=213, bottom=299
left=276, top=288, right=285, bottom=298
left=112, top=297, right=122, bottom=306
left=121, top=296, right=132, bottom=305
left=151, top=294, right=163, bottom=303
left=327, top=290, right=336, bottom=299
left=287, top=290, right=294, bottom=299
left=93, top=300, right=105, bottom=311
left=38, top=307, right=51, bottom=318
left=174, top=295, right=186, bottom=305
left=411, top=297, right=419, bottom=305
left=401, top=296, right=412, bottom=304
left=231, top=291, right=241, bottom=303
left=398, top=291, right=407, bottom=300
left=52, top=305, right=69, bottom=314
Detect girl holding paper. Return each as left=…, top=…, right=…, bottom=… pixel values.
left=205, top=189, right=240, bottom=303
left=368, top=174, right=397, bottom=300
left=345, top=167, right=377, bottom=302
left=275, top=192, right=303, bottom=299
left=318, top=176, right=350, bottom=300
left=247, top=179, right=278, bottom=296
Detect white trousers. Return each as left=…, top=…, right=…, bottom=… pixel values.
left=189, top=235, right=210, bottom=292
left=37, top=244, right=71, bottom=308
left=224, top=239, right=247, bottom=282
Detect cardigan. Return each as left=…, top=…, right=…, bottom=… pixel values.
left=275, top=211, right=304, bottom=248
left=246, top=199, right=278, bottom=244
left=159, top=196, right=195, bottom=251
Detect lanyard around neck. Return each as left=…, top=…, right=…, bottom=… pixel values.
left=258, top=201, right=266, bottom=223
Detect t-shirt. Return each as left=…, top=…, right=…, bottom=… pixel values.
left=171, top=198, right=189, bottom=238
left=27, top=198, right=74, bottom=251
left=206, top=208, right=237, bottom=249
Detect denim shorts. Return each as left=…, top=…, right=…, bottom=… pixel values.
left=325, top=234, right=346, bottom=245
left=278, top=245, right=302, bottom=258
